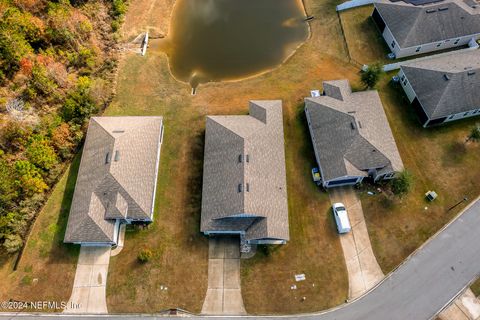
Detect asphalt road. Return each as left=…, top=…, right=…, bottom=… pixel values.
left=2, top=199, right=480, bottom=320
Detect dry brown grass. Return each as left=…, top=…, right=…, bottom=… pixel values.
left=361, top=78, right=480, bottom=273
left=105, top=0, right=359, bottom=313
left=0, top=155, right=81, bottom=309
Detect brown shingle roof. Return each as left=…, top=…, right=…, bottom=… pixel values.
left=201, top=101, right=289, bottom=242
left=64, top=116, right=163, bottom=244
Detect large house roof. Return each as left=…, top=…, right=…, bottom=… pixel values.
left=305, top=80, right=404, bottom=182
left=401, top=50, right=480, bottom=119
left=201, top=101, right=289, bottom=242
left=64, top=116, right=163, bottom=244
left=374, top=0, right=480, bottom=48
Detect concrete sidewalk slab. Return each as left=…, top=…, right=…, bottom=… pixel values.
left=439, top=288, right=480, bottom=320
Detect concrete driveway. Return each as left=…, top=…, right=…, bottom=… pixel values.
left=201, top=237, right=246, bottom=315
left=329, top=187, right=384, bottom=299
left=64, top=246, right=111, bottom=314
left=439, top=288, right=480, bottom=320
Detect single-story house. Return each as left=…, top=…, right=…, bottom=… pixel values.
left=372, top=0, right=480, bottom=58
left=201, top=100, right=289, bottom=245
left=398, top=50, right=480, bottom=127
left=64, top=116, right=164, bottom=246
left=305, top=80, right=404, bottom=188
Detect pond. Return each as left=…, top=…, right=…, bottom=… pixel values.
left=157, top=0, right=310, bottom=87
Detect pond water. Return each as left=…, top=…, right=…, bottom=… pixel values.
left=157, top=0, right=309, bottom=87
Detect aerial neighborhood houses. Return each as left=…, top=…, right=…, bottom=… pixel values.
left=372, top=0, right=480, bottom=58
left=200, top=101, right=290, bottom=245
left=64, top=117, right=164, bottom=246
left=398, top=50, right=480, bottom=127
left=305, top=80, right=404, bottom=188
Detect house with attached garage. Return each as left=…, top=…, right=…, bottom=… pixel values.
left=371, top=0, right=480, bottom=58
left=64, top=116, right=164, bottom=246
left=200, top=100, right=289, bottom=245
left=398, top=50, right=480, bottom=127
left=305, top=80, right=404, bottom=188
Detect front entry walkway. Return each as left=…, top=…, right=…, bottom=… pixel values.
left=201, top=237, right=246, bottom=315
left=64, top=246, right=111, bottom=314
left=329, top=187, right=384, bottom=300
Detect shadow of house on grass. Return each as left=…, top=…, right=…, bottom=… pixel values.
left=47, top=152, right=83, bottom=264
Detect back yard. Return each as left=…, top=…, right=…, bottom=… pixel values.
left=0, top=0, right=479, bottom=316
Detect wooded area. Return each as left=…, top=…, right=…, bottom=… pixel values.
left=0, top=0, right=125, bottom=253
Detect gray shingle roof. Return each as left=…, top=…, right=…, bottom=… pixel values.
left=375, top=1, right=480, bottom=48
left=401, top=50, right=480, bottom=119
left=64, top=116, right=163, bottom=244
left=201, top=101, right=289, bottom=242
left=305, top=80, right=404, bottom=182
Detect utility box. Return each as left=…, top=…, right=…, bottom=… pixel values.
left=425, top=191, right=438, bottom=201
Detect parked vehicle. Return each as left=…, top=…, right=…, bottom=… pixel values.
left=311, top=167, right=321, bottom=185
left=332, top=202, right=351, bottom=234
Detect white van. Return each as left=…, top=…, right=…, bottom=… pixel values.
left=332, top=203, right=351, bottom=234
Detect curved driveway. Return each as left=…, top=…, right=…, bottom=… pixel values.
left=2, top=199, right=480, bottom=320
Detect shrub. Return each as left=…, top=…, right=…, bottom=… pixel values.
left=361, top=63, right=384, bottom=89
left=0, top=153, right=18, bottom=207
left=26, top=135, right=58, bottom=170
left=62, top=76, right=97, bottom=123
left=3, top=234, right=23, bottom=253
left=137, top=248, right=153, bottom=263
left=468, top=124, right=480, bottom=142
left=29, top=63, right=58, bottom=97
left=14, top=160, right=49, bottom=195
left=391, top=170, right=412, bottom=196
left=112, top=0, right=126, bottom=17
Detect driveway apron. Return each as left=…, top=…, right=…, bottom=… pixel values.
left=64, top=245, right=111, bottom=314
left=329, top=186, right=384, bottom=299
left=202, top=237, right=246, bottom=315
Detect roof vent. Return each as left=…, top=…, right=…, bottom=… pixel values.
left=467, top=71, right=476, bottom=76
left=358, top=121, right=363, bottom=128
left=246, top=183, right=250, bottom=192
left=105, top=152, right=111, bottom=164
left=238, top=183, right=243, bottom=193
left=114, top=150, right=120, bottom=162
left=350, top=121, right=356, bottom=130
left=238, top=154, right=243, bottom=163
left=112, top=130, right=125, bottom=133
left=444, top=74, right=450, bottom=81
left=438, top=7, right=449, bottom=11
left=426, top=8, right=437, bottom=13
left=246, top=154, right=250, bottom=163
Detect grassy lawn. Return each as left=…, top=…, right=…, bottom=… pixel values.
left=339, top=6, right=390, bottom=65
left=361, top=77, right=480, bottom=273
left=105, top=0, right=358, bottom=313
left=471, top=278, right=480, bottom=297
left=0, top=154, right=81, bottom=307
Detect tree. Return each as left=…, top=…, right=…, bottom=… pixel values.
left=26, top=135, right=58, bottom=170
left=51, top=122, right=74, bottom=159
left=137, top=248, right=153, bottom=263
left=391, top=170, right=413, bottom=196
left=467, top=124, right=480, bottom=143
left=361, top=63, right=384, bottom=89
left=14, top=160, right=49, bottom=195
left=62, top=76, right=97, bottom=123
left=0, top=152, right=18, bottom=208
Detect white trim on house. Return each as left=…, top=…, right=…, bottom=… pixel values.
left=149, top=122, right=164, bottom=221
left=398, top=68, right=480, bottom=127
left=374, top=7, right=480, bottom=58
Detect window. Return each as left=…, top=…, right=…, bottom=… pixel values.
left=416, top=47, right=421, bottom=52
left=464, top=112, right=469, bottom=116
left=448, top=115, right=454, bottom=120
left=391, top=40, right=396, bottom=48
left=454, top=39, right=460, bottom=45
left=401, top=75, right=405, bottom=81
left=436, top=43, right=441, bottom=47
